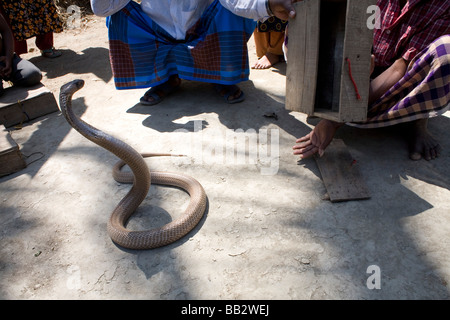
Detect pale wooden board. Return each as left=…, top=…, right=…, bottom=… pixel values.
left=285, top=0, right=319, bottom=114
left=338, top=0, right=375, bottom=123
left=315, top=139, right=370, bottom=202
left=0, top=83, right=58, bottom=127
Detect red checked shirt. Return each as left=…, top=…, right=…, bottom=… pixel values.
left=373, top=0, right=450, bottom=67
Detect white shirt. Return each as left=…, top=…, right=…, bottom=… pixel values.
left=90, top=0, right=269, bottom=40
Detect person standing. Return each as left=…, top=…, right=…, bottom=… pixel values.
left=90, top=0, right=300, bottom=105
left=0, top=0, right=63, bottom=58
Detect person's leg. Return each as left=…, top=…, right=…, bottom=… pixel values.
left=214, top=84, right=245, bottom=104
left=404, top=36, right=450, bottom=161
left=253, top=28, right=268, bottom=58
left=107, top=1, right=181, bottom=94
left=407, top=118, right=441, bottom=161
left=252, top=29, right=269, bottom=68
left=252, top=31, right=284, bottom=69
left=9, top=54, right=42, bottom=87
left=13, top=39, right=28, bottom=56
left=140, top=74, right=181, bottom=105
left=107, top=1, right=254, bottom=105
left=186, top=1, right=254, bottom=103
left=364, top=35, right=450, bottom=161
left=36, top=32, right=61, bottom=58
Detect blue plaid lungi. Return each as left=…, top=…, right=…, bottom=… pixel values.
left=106, top=0, right=256, bottom=90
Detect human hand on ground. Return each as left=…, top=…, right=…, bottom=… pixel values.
left=293, top=119, right=343, bottom=159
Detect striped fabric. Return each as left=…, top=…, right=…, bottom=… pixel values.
left=350, top=35, right=450, bottom=128
left=106, top=0, right=256, bottom=90
left=373, top=0, right=450, bottom=67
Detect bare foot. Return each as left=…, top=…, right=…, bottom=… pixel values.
left=408, top=118, right=441, bottom=161
left=252, top=52, right=280, bottom=69
left=293, top=119, right=343, bottom=159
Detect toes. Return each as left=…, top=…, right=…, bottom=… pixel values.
left=409, top=143, right=442, bottom=161
left=423, top=149, right=432, bottom=161
left=435, top=144, right=442, bottom=157
left=429, top=146, right=437, bottom=160
left=409, top=151, right=422, bottom=161
left=423, top=140, right=442, bottom=160
left=429, top=144, right=442, bottom=160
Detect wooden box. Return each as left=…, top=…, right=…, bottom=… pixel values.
left=285, top=0, right=375, bottom=122
left=0, top=128, right=26, bottom=177
left=0, top=83, right=58, bottom=128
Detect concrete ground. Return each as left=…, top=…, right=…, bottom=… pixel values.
left=1, top=16, right=450, bottom=300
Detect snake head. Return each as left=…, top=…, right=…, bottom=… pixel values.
left=60, top=79, right=85, bottom=96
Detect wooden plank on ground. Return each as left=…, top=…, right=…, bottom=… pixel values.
left=315, top=139, right=370, bottom=202
left=0, top=83, right=58, bottom=128
left=0, top=127, right=26, bottom=177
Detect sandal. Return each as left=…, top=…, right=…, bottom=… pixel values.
left=41, top=47, right=62, bottom=58
left=140, top=76, right=181, bottom=106
left=214, top=84, right=245, bottom=104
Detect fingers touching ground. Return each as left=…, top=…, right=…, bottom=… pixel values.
left=293, top=119, right=343, bottom=159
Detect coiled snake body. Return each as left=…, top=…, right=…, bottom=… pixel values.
left=59, top=79, right=207, bottom=249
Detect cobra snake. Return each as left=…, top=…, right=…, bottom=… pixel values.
left=59, top=79, right=207, bottom=250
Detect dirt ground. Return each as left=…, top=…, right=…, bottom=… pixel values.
left=1, top=15, right=450, bottom=301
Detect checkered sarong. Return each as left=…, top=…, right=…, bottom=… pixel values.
left=350, top=35, right=450, bottom=128
left=106, top=0, right=256, bottom=90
